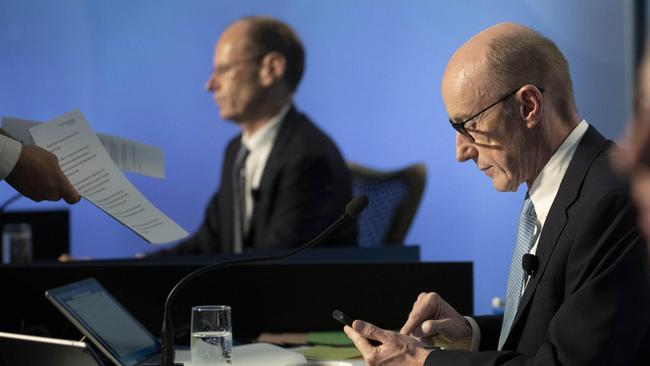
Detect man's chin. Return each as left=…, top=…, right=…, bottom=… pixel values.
left=219, top=111, right=240, bottom=123
left=491, top=178, right=518, bottom=192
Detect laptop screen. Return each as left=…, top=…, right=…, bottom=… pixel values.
left=46, top=278, right=160, bottom=366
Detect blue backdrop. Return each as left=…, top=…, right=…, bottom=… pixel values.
left=0, top=0, right=635, bottom=314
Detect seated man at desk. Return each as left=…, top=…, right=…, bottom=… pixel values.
left=159, top=16, right=354, bottom=255
left=344, top=22, right=650, bottom=365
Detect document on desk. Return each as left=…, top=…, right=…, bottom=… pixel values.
left=1, top=116, right=165, bottom=178
left=233, top=343, right=306, bottom=366
left=29, top=110, right=188, bottom=244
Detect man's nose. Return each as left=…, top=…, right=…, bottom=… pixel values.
left=205, top=73, right=220, bottom=92
left=456, top=132, right=478, bottom=162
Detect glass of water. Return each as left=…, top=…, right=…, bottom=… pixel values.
left=191, top=305, right=232, bottom=366
left=2, top=223, right=32, bottom=264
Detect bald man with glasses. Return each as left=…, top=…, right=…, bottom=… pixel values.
left=344, top=22, right=650, bottom=366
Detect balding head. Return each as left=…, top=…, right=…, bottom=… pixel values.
left=443, top=22, right=577, bottom=123
left=206, top=16, right=303, bottom=131
left=236, top=16, right=305, bottom=93
left=443, top=23, right=580, bottom=192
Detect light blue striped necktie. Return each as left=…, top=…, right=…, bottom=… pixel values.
left=498, top=195, right=538, bottom=350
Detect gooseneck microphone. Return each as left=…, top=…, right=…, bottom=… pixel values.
left=156, top=195, right=369, bottom=366
left=522, top=253, right=539, bottom=277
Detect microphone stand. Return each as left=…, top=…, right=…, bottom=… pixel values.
left=157, top=195, right=368, bottom=366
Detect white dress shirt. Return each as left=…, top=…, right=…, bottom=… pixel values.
left=465, top=120, right=590, bottom=351
left=527, top=120, right=589, bottom=254
left=0, top=134, right=22, bottom=180
left=240, top=103, right=291, bottom=235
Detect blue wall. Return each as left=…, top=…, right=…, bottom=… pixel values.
left=0, top=0, right=635, bottom=314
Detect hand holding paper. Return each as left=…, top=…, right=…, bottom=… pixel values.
left=29, top=110, right=187, bottom=244
left=5, top=144, right=81, bottom=204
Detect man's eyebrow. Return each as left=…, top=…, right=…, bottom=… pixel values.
left=450, top=112, right=474, bottom=123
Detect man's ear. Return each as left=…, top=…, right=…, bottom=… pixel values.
left=259, top=51, right=286, bottom=87
left=518, top=85, right=544, bottom=129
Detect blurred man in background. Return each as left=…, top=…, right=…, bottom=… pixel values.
left=612, top=45, right=650, bottom=244
left=159, top=16, right=354, bottom=255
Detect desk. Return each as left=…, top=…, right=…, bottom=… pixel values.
left=0, top=260, right=472, bottom=344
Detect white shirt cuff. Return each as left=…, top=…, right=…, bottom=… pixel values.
left=0, top=134, right=22, bottom=180
left=464, top=316, right=481, bottom=352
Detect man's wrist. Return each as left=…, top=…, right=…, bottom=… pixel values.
left=464, top=316, right=481, bottom=351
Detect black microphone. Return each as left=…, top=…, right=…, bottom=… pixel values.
left=155, top=195, right=369, bottom=366
left=522, top=253, right=538, bottom=277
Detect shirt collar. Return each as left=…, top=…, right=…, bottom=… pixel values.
left=528, top=120, right=589, bottom=226
left=241, top=103, right=291, bottom=151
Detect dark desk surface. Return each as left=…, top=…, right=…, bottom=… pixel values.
left=0, top=259, right=472, bottom=343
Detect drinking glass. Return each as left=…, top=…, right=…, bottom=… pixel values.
left=191, top=305, right=232, bottom=366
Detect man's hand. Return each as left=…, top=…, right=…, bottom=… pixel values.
left=400, top=292, right=473, bottom=350
left=344, top=320, right=431, bottom=366
left=5, top=145, right=80, bottom=204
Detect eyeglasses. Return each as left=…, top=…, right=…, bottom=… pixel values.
left=212, top=53, right=266, bottom=75
left=448, top=86, right=544, bottom=143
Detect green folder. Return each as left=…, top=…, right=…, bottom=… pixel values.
left=307, top=331, right=354, bottom=347
left=298, top=346, right=362, bottom=360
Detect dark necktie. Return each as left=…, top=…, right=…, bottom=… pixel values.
left=232, top=144, right=249, bottom=253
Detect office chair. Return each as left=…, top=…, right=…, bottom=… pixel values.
left=348, top=162, right=426, bottom=247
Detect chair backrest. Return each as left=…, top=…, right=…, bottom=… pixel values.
left=348, top=162, right=426, bottom=247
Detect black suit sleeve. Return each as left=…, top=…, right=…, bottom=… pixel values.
left=474, top=315, right=502, bottom=351
left=425, top=190, right=650, bottom=365
left=261, top=150, right=352, bottom=248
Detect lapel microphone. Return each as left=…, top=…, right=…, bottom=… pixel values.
left=155, top=195, right=369, bottom=366
left=522, top=253, right=539, bottom=277
left=521, top=220, right=542, bottom=278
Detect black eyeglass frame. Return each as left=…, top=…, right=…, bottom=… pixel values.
left=449, top=85, right=545, bottom=143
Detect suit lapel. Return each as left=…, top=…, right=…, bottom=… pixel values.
left=249, top=105, right=301, bottom=240
left=508, top=126, right=610, bottom=341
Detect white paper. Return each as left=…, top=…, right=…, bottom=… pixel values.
left=175, top=343, right=307, bottom=366
left=29, top=110, right=188, bottom=244
left=98, top=133, right=165, bottom=178
left=2, top=116, right=165, bottom=178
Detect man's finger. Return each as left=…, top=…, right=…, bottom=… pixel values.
left=59, top=175, right=81, bottom=204
left=353, top=320, right=393, bottom=343
left=411, top=319, right=444, bottom=338
left=401, top=310, right=426, bottom=335
left=344, top=325, right=375, bottom=356
left=62, top=186, right=81, bottom=204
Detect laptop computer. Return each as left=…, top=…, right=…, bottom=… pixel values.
left=0, top=331, right=105, bottom=366
left=45, top=278, right=309, bottom=366
left=45, top=278, right=164, bottom=366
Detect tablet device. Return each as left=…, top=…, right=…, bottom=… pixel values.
left=45, top=278, right=162, bottom=366
left=0, top=331, right=104, bottom=366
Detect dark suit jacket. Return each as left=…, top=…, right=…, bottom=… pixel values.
left=163, top=105, right=355, bottom=254
left=426, top=126, right=650, bottom=365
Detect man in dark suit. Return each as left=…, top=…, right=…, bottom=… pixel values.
left=160, top=17, right=354, bottom=255
left=344, top=23, right=650, bottom=365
